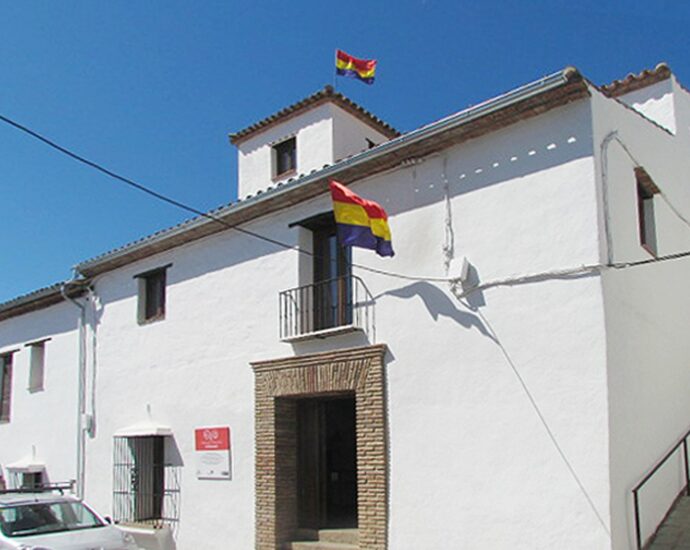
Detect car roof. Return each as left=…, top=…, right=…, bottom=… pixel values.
left=0, top=492, right=79, bottom=507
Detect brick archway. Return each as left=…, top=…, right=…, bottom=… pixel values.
left=251, top=344, right=388, bottom=550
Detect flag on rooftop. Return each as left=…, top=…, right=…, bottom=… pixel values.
left=335, top=49, right=377, bottom=85
left=330, top=180, right=393, bottom=257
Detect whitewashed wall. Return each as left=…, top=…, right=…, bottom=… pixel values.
left=0, top=301, right=79, bottom=488
left=331, top=104, right=390, bottom=162
left=82, top=96, right=618, bottom=549
left=236, top=103, right=334, bottom=199
left=671, top=77, right=690, bottom=142
left=236, top=102, right=392, bottom=200
left=615, top=79, right=676, bottom=134
left=592, top=86, right=690, bottom=549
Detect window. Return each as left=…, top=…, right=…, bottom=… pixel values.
left=20, top=471, right=43, bottom=490
left=273, top=137, right=296, bottom=178
left=0, top=354, right=13, bottom=423
left=26, top=339, right=48, bottom=393
left=135, top=265, right=170, bottom=324
left=113, top=436, right=180, bottom=529
left=312, top=216, right=352, bottom=330
left=635, top=167, right=660, bottom=256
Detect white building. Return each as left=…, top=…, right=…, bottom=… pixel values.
left=2, top=63, right=690, bottom=550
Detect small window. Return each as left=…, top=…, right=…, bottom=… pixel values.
left=273, top=137, right=296, bottom=178
left=21, top=471, right=43, bottom=490
left=135, top=266, right=170, bottom=324
left=26, top=340, right=48, bottom=393
left=635, top=167, right=660, bottom=256
left=0, top=354, right=13, bottom=423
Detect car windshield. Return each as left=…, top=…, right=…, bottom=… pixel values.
left=0, top=500, right=105, bottom=537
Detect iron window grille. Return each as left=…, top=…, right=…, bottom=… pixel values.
left=112, top=436, right=180, bottom=533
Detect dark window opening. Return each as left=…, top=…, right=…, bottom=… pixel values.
left=21, top=472, right=44, bottom=490
left=135, top=266, right=169, bottom=324
left=635, top=167, right=660, bottom=257
left=273, top=137, right=296, bottom=178
left=0, top=354, right=13, bottom=423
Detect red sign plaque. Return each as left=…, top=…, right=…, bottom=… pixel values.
left=194, top=426, right=231, bottom=480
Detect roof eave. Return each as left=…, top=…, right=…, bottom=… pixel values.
left=77, top=67, right=589, bottom=278
left=229, top=85, right=400, bottom=146
left=601, top=62, right=672, bottom=98
left=0, top=282, right=88, bottom=323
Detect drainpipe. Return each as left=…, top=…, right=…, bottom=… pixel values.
left=61, top=275, right=87, bottom=498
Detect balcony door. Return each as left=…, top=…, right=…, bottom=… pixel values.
left=312, top=215, right=352, bottom=331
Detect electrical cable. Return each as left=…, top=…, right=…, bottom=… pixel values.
left=3, top=112, right=690, bottom=289
left=608, top=133, right=690, bottom=231
left=465, top=302, right=612, bottom=538
left=0, top=112, right=452, bottom=284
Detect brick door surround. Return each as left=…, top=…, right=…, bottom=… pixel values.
left=251, top=344, right=388, bottom=550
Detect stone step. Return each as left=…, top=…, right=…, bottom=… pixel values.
left=288, top=542, right=358, bottom=550
left=318, top=529, right=359, bottom=545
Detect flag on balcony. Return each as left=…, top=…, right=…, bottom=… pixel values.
left=335, top=50, right=377, bottom=84
left=330, top=180, right=394, bottom=257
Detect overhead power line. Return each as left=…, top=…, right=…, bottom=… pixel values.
left=1, top=112, right=689, bottom=288
left=0, top=112, right=449, bottom=283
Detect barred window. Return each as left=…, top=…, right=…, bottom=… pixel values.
left=113, top=436, right=180, bottom=531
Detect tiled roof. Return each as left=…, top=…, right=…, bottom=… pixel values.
left=77, top=67, right=586, bottom=277
left=229, top=85, right=400, bottom=144
left=601, top=62, right=672, bottom=97
left=4, top=67, right=589, bottom=315
left=0, top=281, right=87, bottom=321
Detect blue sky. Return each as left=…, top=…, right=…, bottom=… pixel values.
left=1, top=1, right=689, bottom=303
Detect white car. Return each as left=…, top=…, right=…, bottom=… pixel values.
left=0, top=490, right=138, bottom=550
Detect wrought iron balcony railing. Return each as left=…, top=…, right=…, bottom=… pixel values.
left=279, top=275, right=375, bottom=341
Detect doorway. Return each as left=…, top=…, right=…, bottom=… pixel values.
left=297, top=394, right=357, bottom=529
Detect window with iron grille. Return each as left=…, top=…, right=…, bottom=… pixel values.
left=21, top=471, right=44, bottom=490
left=112, top=436, right=180, bottom=531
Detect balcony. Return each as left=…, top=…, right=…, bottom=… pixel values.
left=279, top=275, right=375, bottom=342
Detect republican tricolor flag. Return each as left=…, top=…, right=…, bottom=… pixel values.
left=335, top=49, right=377, bottom=85
left=330, top=180, right=394, bottom=257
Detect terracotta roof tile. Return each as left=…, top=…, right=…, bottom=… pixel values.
left=229, top=85, right=400, bottom=145
left=601, top=63, right=672, bottom=97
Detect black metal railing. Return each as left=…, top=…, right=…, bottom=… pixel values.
left=632, top=427, right=690, bottom=549
left=279, top=275, right=375, bottom=341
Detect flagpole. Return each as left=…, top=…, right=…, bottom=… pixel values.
left=332, top=49, right=337, bottom=90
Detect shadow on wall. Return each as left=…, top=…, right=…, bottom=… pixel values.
left=291, top=330, right=373, bottom=356
left=381, top=281, right=495, bottom=343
